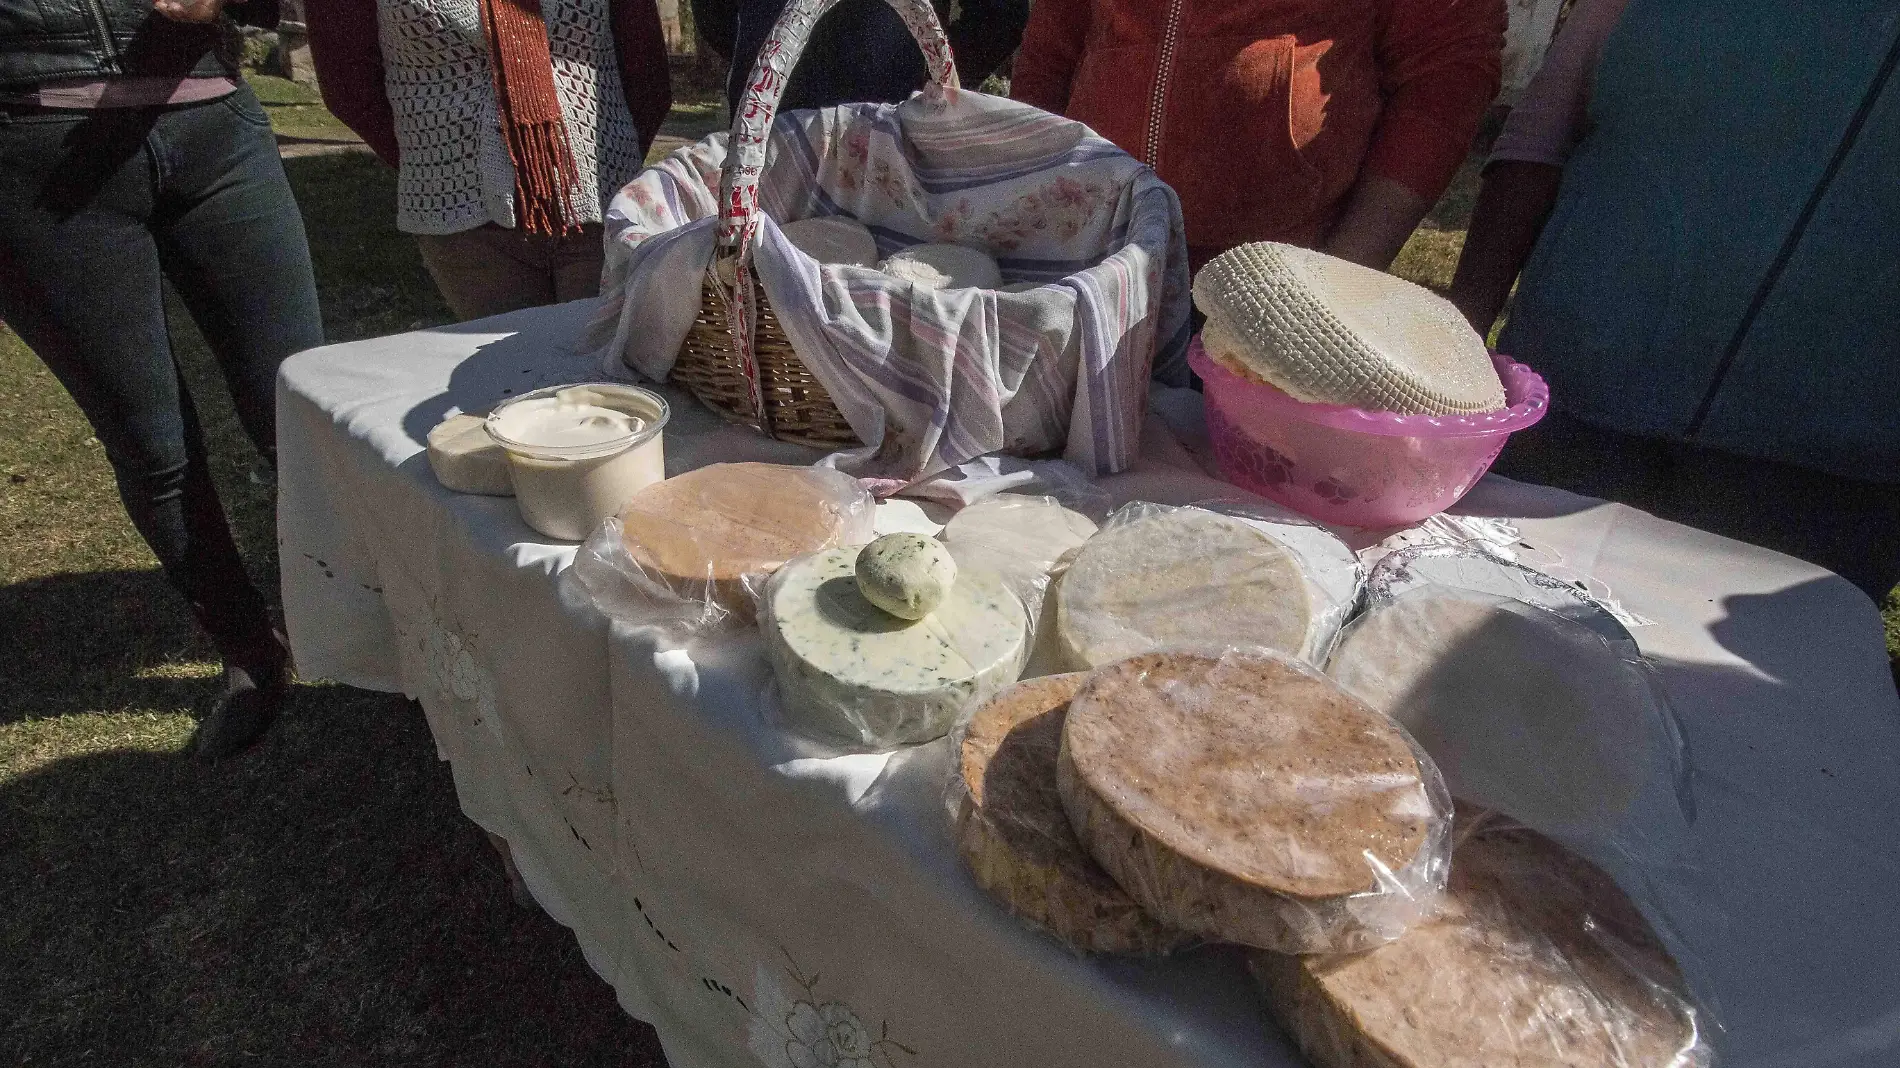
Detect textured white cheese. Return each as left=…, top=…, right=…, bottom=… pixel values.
left=1327, top=589, right=1667, bottom=844
left=426, top=413, right=513, bottom=496
left=879, top=242, right=1004, bottom=291
left=855, top=533, right=958, bottom=620
left=1193, top=242, right=1505, bottom=415
left=780, top=215, right=880, bottom=267
left=763, top=547, right=1029, bottom=750
left=1055, top=506, right=1317, bottom=669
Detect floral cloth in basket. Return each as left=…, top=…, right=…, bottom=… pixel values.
left=585, top=87, right=1190, bottom=483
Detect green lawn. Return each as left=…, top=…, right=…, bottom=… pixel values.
left=1, top=80, right=1896, bottom=1068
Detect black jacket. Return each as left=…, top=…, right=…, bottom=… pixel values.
left=0, top=0, right=278, bottom=91
left=693, top=0, right=1028, bottom=116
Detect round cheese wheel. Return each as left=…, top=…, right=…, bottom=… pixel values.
left=1192, top=242, right=1505, bottom=415
left=1058, top=651, right=1449, bottom=953
left=955, top=674, right=1189, bottom=955
left=880, top=242, right=1004, bottom=290
left=763, top=547, right=1029, bottom=750
left=618, top=463, right=872, bottom=620
left=427, top=413, right=513, bottom=496
left=1327, top=588, right=1670, bottom=844
left=1250, top=809, right=1705, bottom=1068
left=780, top=215, right=880, bottom=268
left=855, top=533, right=958, bottom=620
left=1055, top=507, right=1317, bottom=669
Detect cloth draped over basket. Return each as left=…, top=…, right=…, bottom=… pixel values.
left=584, top=88, right=1191, bottom=484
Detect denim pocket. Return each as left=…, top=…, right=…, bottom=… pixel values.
left=219, top=88, right=274, bottom=129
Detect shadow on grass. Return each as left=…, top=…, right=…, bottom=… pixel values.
left=0, top=681, right=667, bottom=1068
left=0, top=568, right=211, bottom=726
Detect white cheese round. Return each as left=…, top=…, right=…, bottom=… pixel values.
left=855, top=533, right=958, bottom=620
left=426, top=413, right=513, bottom=496
left=1327, top=588, right=1671, bottom=844
left=879, top=242, right=1004, bottom=290
left=780, top=215, right=880, bottom=267
left=1055, top=506, right=1317, bottom=669
left=763, top=547, right=1029, bottom=750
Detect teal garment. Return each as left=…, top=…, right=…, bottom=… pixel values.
left=1499, top=0, right=1900, bottom=484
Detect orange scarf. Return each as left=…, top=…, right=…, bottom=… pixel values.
left=478, top=0, right=581, bottom=235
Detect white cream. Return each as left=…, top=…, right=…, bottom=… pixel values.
left=486, top=384, right=668, bottom=541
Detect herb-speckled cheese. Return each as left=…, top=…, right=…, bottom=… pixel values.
left=763, top=547, right=1029, bottom=750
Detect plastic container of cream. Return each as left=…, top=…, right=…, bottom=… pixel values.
left=485, top=383, right=669, bottom=541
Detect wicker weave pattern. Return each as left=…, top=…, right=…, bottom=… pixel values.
left=1193, top=243, right=1504, bottom=416
left=674, top=272, right=861, bottom=448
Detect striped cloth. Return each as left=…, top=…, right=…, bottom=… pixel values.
left=585, top=88, right=1190, bottom=483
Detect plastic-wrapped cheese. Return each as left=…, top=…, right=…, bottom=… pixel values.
left=780, top=215, right=879, bottom=267
left=1327, top=587, right=1679, bottom=846
left=1058, top=650, right=1451, bottom=954
left=762, top=547, right=1029, bottom=750
left=1055, top=505, right=1320, bottom=669
left=1249, top=808, right=1708, bottom=1068
left=942, top=495, right=1098, bottom=623
left=953, top=674, right=1188, bottom=956
left=880, top=242, right=1004, bottom=291
left=615, top=463, right=875, bottom=621
left=1192, top=242, right=1505, bottom=415
left=427, top=413, right=513, bottom=496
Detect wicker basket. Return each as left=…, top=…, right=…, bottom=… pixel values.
left=670, top=0, right=957, bottom=448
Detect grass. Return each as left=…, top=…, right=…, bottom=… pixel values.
left=2, top=78, right=1896, bottom=1068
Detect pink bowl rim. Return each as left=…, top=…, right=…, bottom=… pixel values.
left=1187, top=337, right=1550, bottom=437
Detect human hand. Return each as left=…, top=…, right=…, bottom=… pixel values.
left=153, top=0, right=229, bottom=23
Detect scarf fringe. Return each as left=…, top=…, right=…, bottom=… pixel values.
left=480, top=0, right=582, bottom=236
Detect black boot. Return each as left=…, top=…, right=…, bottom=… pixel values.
left=193, top=628, right=290, bottom=761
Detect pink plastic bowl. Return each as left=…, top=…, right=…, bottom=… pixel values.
left=1188, top=338, right=1549, bottom=528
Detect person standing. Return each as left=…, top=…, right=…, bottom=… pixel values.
left=1011, top=0, right=1506, bottom=277
left=308, top=0, right=672, bottom=321
left=691, top=0, right=1029, bottom=115
left=0, top=0, right=324, bottom=759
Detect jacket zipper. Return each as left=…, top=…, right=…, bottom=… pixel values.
left=1142, top=0, right=1186, bottom=166
left=82, top=0, right=123, bottom=72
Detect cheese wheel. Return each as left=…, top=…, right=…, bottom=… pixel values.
left=1327, top=588, right=1668, bottom=844
left=1250, top=809, right=1705, bottom=1068
left=780, top=215, right=880, bottom=268
left=1058, top=651, right=1449, bottom=953
left=880, top=242, right=1004, bottom=290
left=1192, top=242, right=1505, bottom=415
left=618, top=463, right=873, bottom=620
left=942, top=496, right=1097, bottom=620
left=954, top=674, right=1189, bottom=955
left=855, top=533, right=958, bottom=620
left=427, top=413, right=513, bottom=496
left=763, top=547, right=1029, bottom=750
left=1055, top=507, right=1316, bottom=669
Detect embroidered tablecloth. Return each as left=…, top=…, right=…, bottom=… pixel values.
left=279, top=301, right=1900, bottom=1068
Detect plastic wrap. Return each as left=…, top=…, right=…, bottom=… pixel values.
left=1052, top=502, right=1361, bottom=670
left=566, top=463, right=874, bottom=635
left=1249, top=806, right=1711, bottom=1068
left=947, top=673, right=1191, bottom=956
left=1326, top=585, right=1692, bottom=858
left=1366, top=545, right=1638, bottom=648
left=940, top=494, right=1100, bottom=672
left=1056, top=649, right=1452, bottom=955
left=758, top=546, right=1030, bottom=752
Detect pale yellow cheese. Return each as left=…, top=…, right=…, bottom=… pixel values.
left=427, top=413, right=513, bottom=496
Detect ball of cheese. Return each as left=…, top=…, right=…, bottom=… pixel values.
left=779, top=215, right=880, bottom=267
left=879, top=242, right=1004, bottom=291
left=855, top=533, right=958, bottom=620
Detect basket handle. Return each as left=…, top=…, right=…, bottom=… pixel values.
left=715, top=0, right=959, bottom=261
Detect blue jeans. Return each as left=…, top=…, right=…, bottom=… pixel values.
left=0, top=86, right=323, bottom=661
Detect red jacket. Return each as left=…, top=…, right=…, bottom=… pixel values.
left=1012, top=0, right=1504, bottom=269
left=307, top=0, right=672, bottom=172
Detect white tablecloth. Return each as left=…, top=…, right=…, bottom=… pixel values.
left=279, top=302, right=1900, bottom=1068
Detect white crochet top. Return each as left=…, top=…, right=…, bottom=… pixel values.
left=377, top=0, right=646, bottom=235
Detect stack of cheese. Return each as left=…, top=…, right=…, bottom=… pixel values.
left=1250, top=807, right=1708, bottom=1068
left=1053, top=503, right=1356, bottom=669
left=762, top=532, right=1030, bottom=751
left=940, top=495, right=1099, bottom=670
left=953, top=649, right=1451, bottom=955
left=1193, top=242, right=1506, bottom=415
